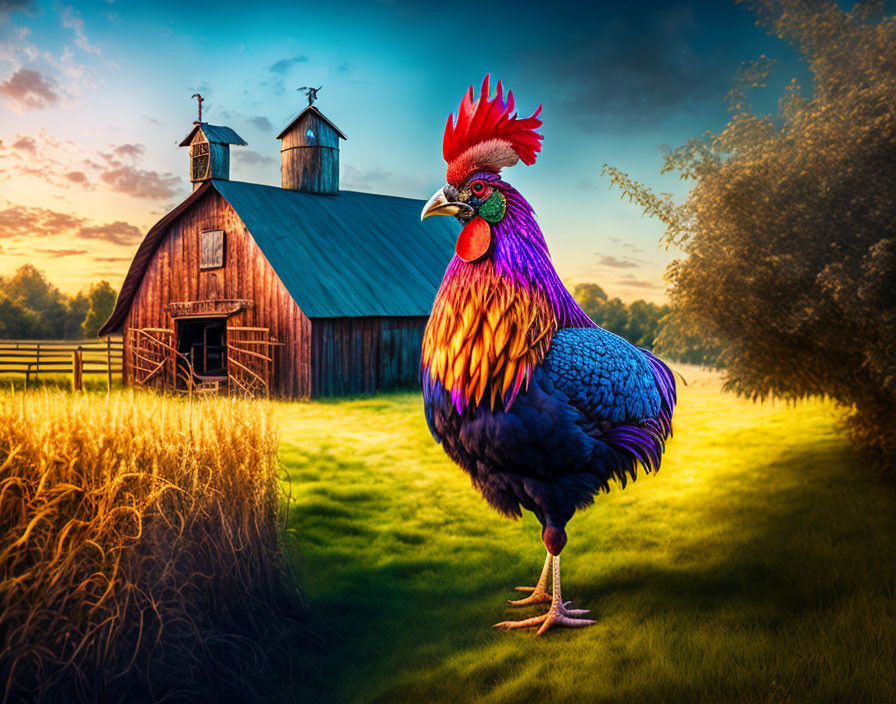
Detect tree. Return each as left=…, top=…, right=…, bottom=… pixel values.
left=572, top=283, right=609, bottom=322
left=81, top=282, right=117, bottom=338
left=0, top=266, right=118, bottom=339
left=570, top=283, right=671, bottom=351
left=604, top=0, right=896, bottom=468
left=626, top=300, right=668, bottom=348
left=0, top=293, right=39, bottom=338
left=65, top=291, right=90, bottom=339
left=0, top=265, right=68, bottom=338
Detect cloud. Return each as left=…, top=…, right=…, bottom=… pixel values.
left=341, top=164, right=426, bottom=198
left=233, top=148, right=275, bottom=167
left=261, top=55, right=310, bottom=96
left=0, top=132, right=180, bottom=201
left=61, top=6, right=107, bottom=60
left=0, top=203, right=141, bottom=245
left=0, top=132, right=76, bottom=184
left=4, top=131, right=76, bottom=170
left=64, top=170, right=88, bottom=185
left=76, top=220, right=141, bottom=245
left=523, top=4, right=725, bottom=129
left=94, top=145, right=179, bottom=199
left=247, top=115, right=272, bottom=131
left=35, top=247, right=88, bottom=257
left=0, top=68, right=59, bottom=112
left=11, top=135, right=36, bottom=154
left=614, top=276, right=664, bottom=290
left=269, top=54, right=308, bottom=74
left=98, top=165, right=180, bottom=199
left=0, top=12, right=98, bottom=108
left=112, top=143, right=144, bottom=160
left=0, top=205, right=84, bottom=238
left=342, top=165, right=393, bottom=186
left=609, top=236, right=646, bottom=254
left=51, top=47, right=92, bottom=95
left=597, top=254, right=640, bottom=269
left=92, top=255, right=131, bottom=263
left=0, top=0, right=35, bottom=17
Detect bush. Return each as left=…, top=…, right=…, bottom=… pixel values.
left=0, top=390, right=302, bottom=703
left=604, top=0, right=896, bottom=469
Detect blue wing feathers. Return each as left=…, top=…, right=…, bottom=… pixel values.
left=422, top=325, right=677, bottom=527
left=542, top=327, right=663, bottom=425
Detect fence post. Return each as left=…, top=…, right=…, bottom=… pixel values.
left=34, top=342, right=40, bottom=381
left=106, top=336, right=112, bottom=392
left=72, top=346, right=83, bottom=392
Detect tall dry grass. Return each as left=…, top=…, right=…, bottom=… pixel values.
left=0, top=389, right=302, bottom=703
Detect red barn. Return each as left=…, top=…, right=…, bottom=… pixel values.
left=100, top=104, right=456, bottom=397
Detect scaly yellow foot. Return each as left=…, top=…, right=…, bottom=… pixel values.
left=494, top=555, right=595, bottom=635
left=508, top=552, right=552, bottom=605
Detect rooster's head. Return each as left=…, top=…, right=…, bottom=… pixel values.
left=421, top=75, right=543, bottom=262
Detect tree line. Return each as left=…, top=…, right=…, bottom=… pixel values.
left=0, top=265, right=117, bottom=339
left=570, top=282, right=722, bottom=366
left=0, top=261, right=722, bottom=361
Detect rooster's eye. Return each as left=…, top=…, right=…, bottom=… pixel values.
left=470, top=180, right=487, bottom=197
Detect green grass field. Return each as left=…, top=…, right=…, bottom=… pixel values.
left=275, top=367, right=896, bottom=704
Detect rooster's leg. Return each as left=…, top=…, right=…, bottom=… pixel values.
left=508, top=550, right=552, bottom=605
left=494, top=555, right=595, bottom=635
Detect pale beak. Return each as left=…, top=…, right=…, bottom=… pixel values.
left=421, top=186, right=463, bottom=221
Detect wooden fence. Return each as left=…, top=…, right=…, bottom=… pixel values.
left=0, top=336, right=123, bottom=388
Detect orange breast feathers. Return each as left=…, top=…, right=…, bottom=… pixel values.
left=422, top=261, right=557, bottom=410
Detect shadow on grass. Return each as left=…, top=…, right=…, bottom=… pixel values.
left=283, top=429, right=896, bottom=704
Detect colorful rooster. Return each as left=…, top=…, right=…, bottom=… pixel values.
left=420, top=76, right=677, bottom=635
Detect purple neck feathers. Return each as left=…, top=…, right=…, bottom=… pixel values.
left=444, top=184, right=595, bottom=329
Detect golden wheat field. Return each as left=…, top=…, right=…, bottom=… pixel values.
left=0, top=389, right=301, bottom=704
left=3, top=373, right=896, bottom=704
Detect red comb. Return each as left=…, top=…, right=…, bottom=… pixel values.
left=443, top=75, right=543, bottom=185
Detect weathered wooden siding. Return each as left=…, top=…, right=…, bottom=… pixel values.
left=280, top=112, right=340, bottom=194
left=310, top=316, right=426, bottom=396
left=122, top=189, right=312, bottom=397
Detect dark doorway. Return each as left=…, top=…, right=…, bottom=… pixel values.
left=176, top=317, right=227, bottom=378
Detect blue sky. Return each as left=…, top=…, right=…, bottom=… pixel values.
left=0, top=0, right=806, bottom=299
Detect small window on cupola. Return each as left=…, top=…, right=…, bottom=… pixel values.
left=192, top=142, right=210, bottom=181
left=306, top=128, right=316, bottom=145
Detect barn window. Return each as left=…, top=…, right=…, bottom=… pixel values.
left=200, top=229, right=224, bottom=270
left=192, top=142, right=210, bottom=181
left=306, top=128, right=316, bottom=145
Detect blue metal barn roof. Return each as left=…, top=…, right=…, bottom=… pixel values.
left=99, top=180, right=458, bottom=334
left=178, top=124, right=248, bottom=147
left=214, top=180, right=457, bottom=318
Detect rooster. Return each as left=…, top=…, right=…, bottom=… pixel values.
left=420, top=76, right=677, bottom=635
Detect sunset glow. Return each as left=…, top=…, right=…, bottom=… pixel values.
left=1, top=0, right=801, bottom=301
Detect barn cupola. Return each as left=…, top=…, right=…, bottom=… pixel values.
left=179, top=94, right=247, bottom=191
left=277, top=88, right=346, bottom=195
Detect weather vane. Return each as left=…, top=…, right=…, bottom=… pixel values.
left=191, top=93, right=204, bottom=124
left=297, top=86, right=322, bottom=106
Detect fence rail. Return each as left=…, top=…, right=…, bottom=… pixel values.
left=0, top=336, right=124, bottom=387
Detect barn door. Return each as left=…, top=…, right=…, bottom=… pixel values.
left=226, top=326, right=275, bottom=398
left=129, top=327, right=176, bottom=389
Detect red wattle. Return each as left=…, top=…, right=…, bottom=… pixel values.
left=455, top=217, right=491, bottom=261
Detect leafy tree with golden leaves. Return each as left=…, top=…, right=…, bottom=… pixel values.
left=604, top=0, right=896, bottom=468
